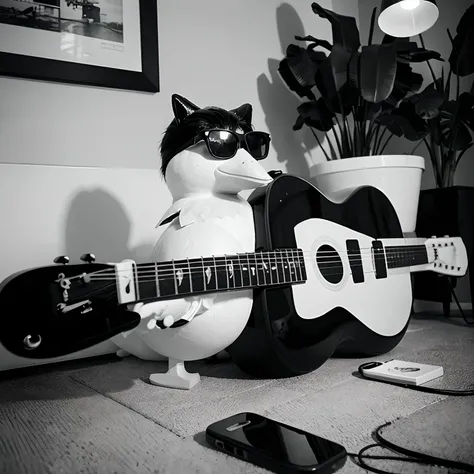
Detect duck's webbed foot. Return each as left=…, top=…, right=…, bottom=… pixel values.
left=149, top=358, right=200, bottom=390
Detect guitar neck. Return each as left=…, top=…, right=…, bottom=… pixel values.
left=130, top=249, right=307, bottom=304
left=384, top=242, right=429, bottom=270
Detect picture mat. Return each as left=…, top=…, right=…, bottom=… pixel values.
left=0, top=0, right=141, bottom=71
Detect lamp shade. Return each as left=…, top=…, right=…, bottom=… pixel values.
left=378, top=0, right=439, bottom=37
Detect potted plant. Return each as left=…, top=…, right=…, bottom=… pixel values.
left=394, top=5, right=474, bottom=313
left=278, top=2, right=441, bottom=233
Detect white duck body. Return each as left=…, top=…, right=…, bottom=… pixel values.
left=111, top=140, right=272, bottom=388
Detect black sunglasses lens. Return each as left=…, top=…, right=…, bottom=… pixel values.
left=207, top=130, right=238, bottom=158
left=245, top=132, right=269, bottom=159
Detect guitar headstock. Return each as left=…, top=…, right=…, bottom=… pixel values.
left=0, top=254, right=139, bottom=359
left=425, top=236, right=468, bottom=277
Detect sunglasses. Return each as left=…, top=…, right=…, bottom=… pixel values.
left=191, top=129, right=271, bottom=160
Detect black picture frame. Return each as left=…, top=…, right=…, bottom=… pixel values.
left=0, top=0, right=159, bottom=93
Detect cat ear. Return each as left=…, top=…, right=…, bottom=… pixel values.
left=231, top=103, right=253, bottom=125
left=171, top=94, right=200, bottom=124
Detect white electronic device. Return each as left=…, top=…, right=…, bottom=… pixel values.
left=359, top=359, right=444, bottom=386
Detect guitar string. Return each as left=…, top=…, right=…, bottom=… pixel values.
left=56, top=251, right=445, bottom=305
left=65, top=248, right=434, bottom=282
left=68, top=256, right=439, bottom=286
left=68, top=256, right=437, bottom=291
left=85, top=249, right=434, bottom=280
left=66, top=245, right=436, bottom=278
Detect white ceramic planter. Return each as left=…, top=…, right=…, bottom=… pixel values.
left=311, top=155, right=425, bottom=233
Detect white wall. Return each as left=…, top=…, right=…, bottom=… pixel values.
left=0, top=0, right=335, bottom=370
left=0, top=0, right=333, bottom=176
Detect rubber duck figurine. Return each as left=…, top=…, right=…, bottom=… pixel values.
left=111, top=94, right=272, bottom=389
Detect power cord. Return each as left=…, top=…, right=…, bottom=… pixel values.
left=346, top=421, right=474, bottom=473
left=449, top=279, right=474, bottom=326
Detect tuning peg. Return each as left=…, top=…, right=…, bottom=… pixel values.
left=54, top=255, right=69, bottom=265
left=80, top=253, right=96, bottom=263
left=444, top=235, right=450, bottom=238
left=431, top=235, right=437, bottom=238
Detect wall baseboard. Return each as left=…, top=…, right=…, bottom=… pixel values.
left=414, top=299, right=472, bottom=313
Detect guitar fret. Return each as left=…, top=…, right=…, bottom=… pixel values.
left=187, top=258, right=193, bottom=293
left=285, top=249, right=294, bottom=283
left=134, top=249, right=307, bottom=304
left=246, top=253, right=254, bottom=286
left=224, top=255, right=230, bottom=289
left=259, top=252, right=268, bottom=286
left=171, top=260, right=178, bottom=294
left=155, top=262, right=161, bottom=296
left=267, top=252, right=274, bottom=285
left=213, top=256, right=218, bottom=289
left=202, top=257, right=207, bottom=291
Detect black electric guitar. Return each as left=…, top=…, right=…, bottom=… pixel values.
left=0, top=175, right=467, bottom=377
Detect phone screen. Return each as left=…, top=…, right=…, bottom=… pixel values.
left=208, top=413, right=346, bottom=468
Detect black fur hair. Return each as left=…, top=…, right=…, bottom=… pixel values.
left=160, top=94, right=253, bottom=177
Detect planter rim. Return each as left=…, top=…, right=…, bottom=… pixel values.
left=312, top=155, right=425, bottom=175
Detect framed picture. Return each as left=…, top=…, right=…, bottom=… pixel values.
left=0, top=0, right=159, bottom=92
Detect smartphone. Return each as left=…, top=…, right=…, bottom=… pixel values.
left=206, top=412, right=347, bottom=474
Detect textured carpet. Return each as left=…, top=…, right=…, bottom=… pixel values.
left=1, top=313, right=473, bottom=473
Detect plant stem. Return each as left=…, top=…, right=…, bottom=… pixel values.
left=423, top=138, right=440, bottom=186
left=419, top=34, right=439, bottom=88
left=375, top=127, right=388, bottom=155
left=410, top=140, right=424, bottom=155
left=371, top=124, right=381, bottom=156
left=345, top=114, right=355, bottom=157
left=445, top=69, right=452, bottom=99
left=368, top=7, right=377, bottom=46
left=379, top=133, right=394, bottom=155
left=309, top=127, right=331, bottom=161
left=331, top=120, right=344, bottom=158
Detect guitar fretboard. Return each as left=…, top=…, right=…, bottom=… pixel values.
left=385, top=245, right=428, bottom=269
left=134, top=249, right=307, bottom=302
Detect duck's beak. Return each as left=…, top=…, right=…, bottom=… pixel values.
left=214, top=151, right=272, bottom=194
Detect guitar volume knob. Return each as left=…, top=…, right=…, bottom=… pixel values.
left=23, top=334, right=42, bottom=350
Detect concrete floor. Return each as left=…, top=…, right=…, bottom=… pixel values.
left=1, top=312, right=473, bottom=474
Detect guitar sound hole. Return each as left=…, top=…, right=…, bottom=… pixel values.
left=316, top=245, right=343, bottom=284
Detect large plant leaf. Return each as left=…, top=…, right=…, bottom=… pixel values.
left=412, top=82, right=445, bottom=120
left=315, top=57, right=337, bottom=102
left=377, top=102, right=429, bottom=141
left=348, top=51, right=360, bottom=88
left=384, top=63, right=423, bottom=108
left=446, top=122, right=473, bottom=151
left=311, top=3, right=361, bottom=52
left=457, top=92, right=474, bottom=132
left=278, top=44, right=325, bottom=100
left=394, top=42, right=443, bottom=63
left=359, top=43, right=398, bottom=103
left=295, top=35, right=332, bottom=52
left=295, top=98, right=335, bottom=132
left=330, top=44, right=352, bottom=90
left=449, top=5, right=474, bottom=76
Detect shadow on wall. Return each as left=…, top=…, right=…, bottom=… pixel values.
left=64, top=189, right=155, bottom=265
left=257, top=3, right=324, bottom=179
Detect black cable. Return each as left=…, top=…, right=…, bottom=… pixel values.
left=449, top=280, right=474, bottom=326
left=345, top=422, right=474, bottom=474
left=358, top=365, right=474, bottom=396
left=347, top=443, right=437, bottom=474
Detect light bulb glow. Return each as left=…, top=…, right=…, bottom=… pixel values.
left=400, top=0, right=421, bottom=10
